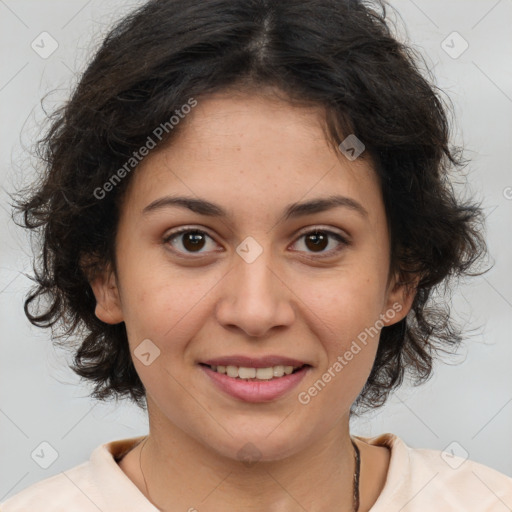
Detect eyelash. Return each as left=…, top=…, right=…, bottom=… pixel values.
left=162, top=226, right=349, bottom=259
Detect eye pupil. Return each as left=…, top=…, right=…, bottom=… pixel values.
left=306, top=232, right=328, bottom=252
left=183, top=231, right=205, bottom=251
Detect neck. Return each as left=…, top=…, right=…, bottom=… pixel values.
left=138, top=403, right=358, bottom=512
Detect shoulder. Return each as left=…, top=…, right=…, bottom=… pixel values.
left=0, top=461, right=102, bottom=511
left=0, top=436, right=149, bottom=512
left=356, top=433, right=512, bottom=511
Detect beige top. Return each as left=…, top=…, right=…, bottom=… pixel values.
left=1, top=433, right=511, bottom=511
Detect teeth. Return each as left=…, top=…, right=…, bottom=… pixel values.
left=210, top=364, right=301, bottom=380
left=238, top=367, right=256, bottom=379
left=226, top=365, right=238, bottom=378
left=256, top=367, right=274, bottom=379
left=273, top=365, right=285, bottom=377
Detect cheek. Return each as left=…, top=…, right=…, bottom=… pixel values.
left=304, top=265, right=387, bottom=343
left=294, top=280, right=383, bottom=420
left=297, top=264, right=386, bottom=391
left=119, top=262, right=222, bottom=354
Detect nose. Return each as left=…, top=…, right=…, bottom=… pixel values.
left=215, top=245, right=296, bottom=338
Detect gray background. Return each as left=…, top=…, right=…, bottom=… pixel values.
left=1, top=0, right=511, bottom=501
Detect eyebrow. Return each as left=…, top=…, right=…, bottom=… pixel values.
left=142, top=194, right=368, bottom=222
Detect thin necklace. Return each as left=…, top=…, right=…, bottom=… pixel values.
left=139, top=436, right=361, bottom=512
left=352, top=438, right=361, bottom=511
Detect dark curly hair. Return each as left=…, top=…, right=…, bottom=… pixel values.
left=12, top=0, right=487, bottom=413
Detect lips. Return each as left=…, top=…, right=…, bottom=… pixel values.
left=201, top=355, right=309, bottom=368
left=198, top=354, right=312, bottom=402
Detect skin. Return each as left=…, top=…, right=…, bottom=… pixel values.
left=90, top=88, right=416, bottom=512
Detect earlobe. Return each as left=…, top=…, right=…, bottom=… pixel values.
left=89, top=267, right=124, bottom=325
left=381, top=274, right=418, bottom=327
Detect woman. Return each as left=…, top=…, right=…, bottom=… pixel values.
left=3, top=0, right=511, bottom=510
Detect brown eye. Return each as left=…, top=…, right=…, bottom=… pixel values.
left=163, top=226, right=348, bottom=259
left=164, top=228, right=217, bottom=255
left=182, top=231, right=206, bottom=252
left=304, top=231, right=329, bottom=252
left=292, top=228, right=349, bottom=257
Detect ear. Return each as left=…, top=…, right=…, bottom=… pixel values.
left=380, top=271, right=419, bottom=327
left=87, top=263, right=124, bottom=325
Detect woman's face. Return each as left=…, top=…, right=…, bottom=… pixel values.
left=92, top=90, right=413, bottom=461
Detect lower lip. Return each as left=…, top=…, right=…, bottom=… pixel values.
left=199, top=364, right=310, bottom=403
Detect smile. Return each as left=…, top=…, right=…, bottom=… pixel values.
left=199, top=360, right=311, bottom=402
left=205, top=364, right=305, bottom=381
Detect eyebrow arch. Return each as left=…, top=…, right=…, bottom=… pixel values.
left=142, top=194, right=368, bottom=221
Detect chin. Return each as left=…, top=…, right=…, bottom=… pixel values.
left=200, top=424, right=313, bottom=464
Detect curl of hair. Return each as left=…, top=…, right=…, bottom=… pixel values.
left=12, top=0, right=487, bottom=412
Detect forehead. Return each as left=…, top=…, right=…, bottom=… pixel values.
left=122, top=91, right=382, bottom=224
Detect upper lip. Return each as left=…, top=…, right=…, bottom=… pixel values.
left=201, top=355, right=310, bottom=368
